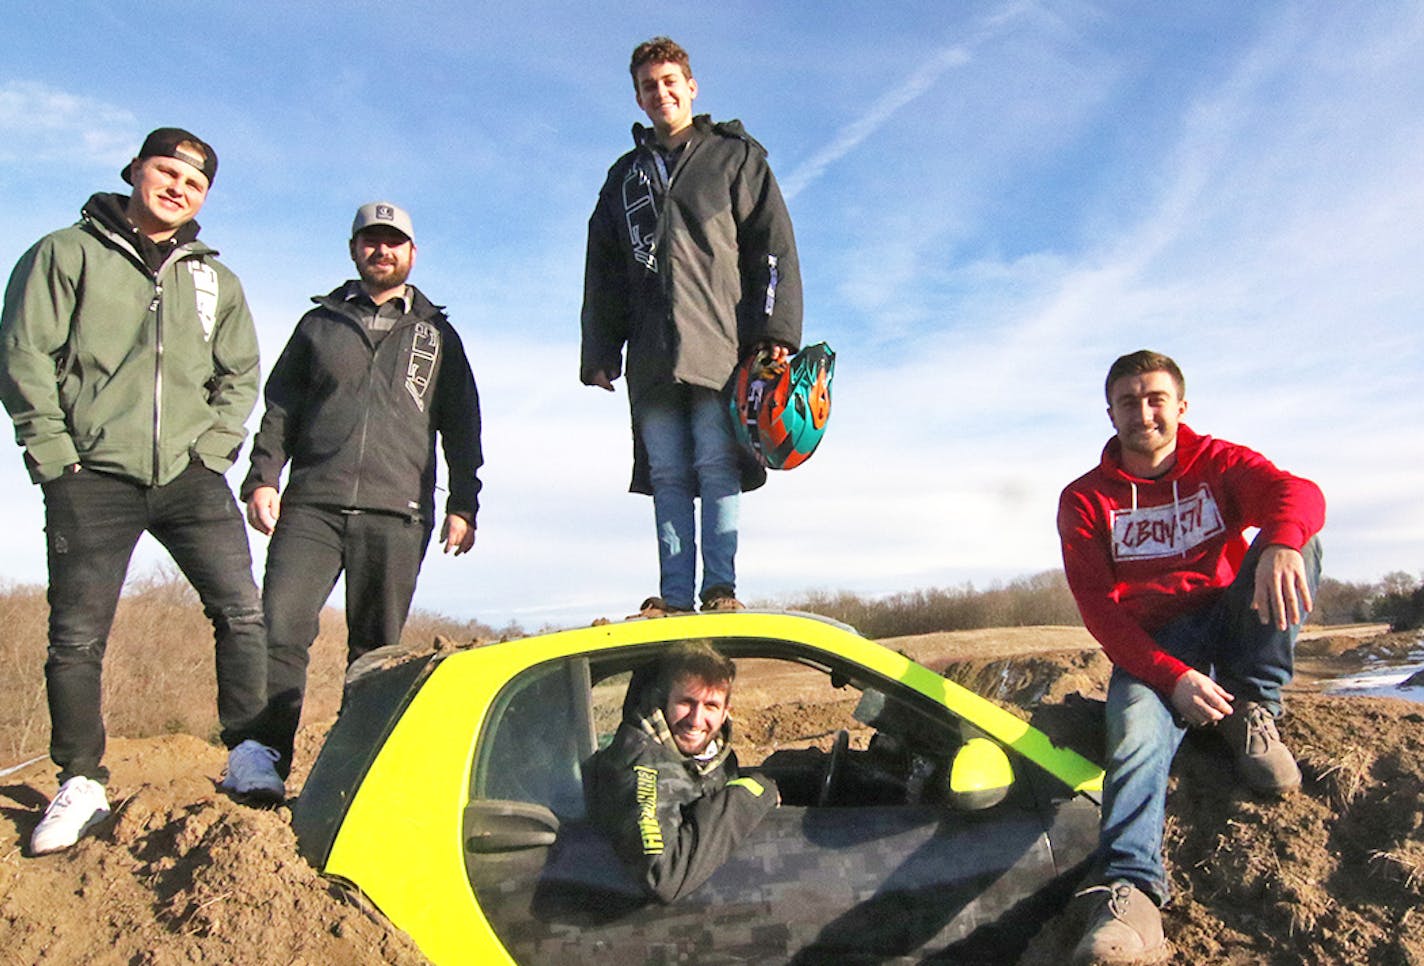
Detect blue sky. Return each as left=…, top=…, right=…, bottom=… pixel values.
left=1, top=2, right=1420, bottom=630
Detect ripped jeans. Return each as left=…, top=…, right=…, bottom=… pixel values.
left=636, top=384, right=741, bottom=611
left=40, top=463, right=266, bottom=784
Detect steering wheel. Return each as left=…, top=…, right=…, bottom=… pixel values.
left=817, top=729, right=850, bottom=806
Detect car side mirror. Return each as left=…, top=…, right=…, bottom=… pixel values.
left=946, top=737, right=1013, bottom=811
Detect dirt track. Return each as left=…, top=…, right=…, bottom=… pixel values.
left=2, top=623, right=1421, bottom=964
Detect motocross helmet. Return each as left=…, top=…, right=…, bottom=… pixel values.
left=727, top=342, right=835, bottom=470
left=727, top=347, right=782, bottom=466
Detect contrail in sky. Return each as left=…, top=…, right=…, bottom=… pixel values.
left=781, top=3, right=1031, bottom=201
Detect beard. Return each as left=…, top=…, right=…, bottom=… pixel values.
left=357, top=257, right=411, bottom=291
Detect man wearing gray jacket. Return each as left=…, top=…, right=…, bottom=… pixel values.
left=0, top=128, right=278, bottom=855
left=581, top=37, right=802, bottom=616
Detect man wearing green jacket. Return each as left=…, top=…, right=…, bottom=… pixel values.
left=0, top=128, right=279, bottom=856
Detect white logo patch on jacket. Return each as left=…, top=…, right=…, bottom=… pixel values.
left=188, top=262, right=219, bottom=341
left=405, top=322, right=441, bottom=411
left=1110, top=484, right=1226, bottom=561
left=621, top=164, right=659, bottom=273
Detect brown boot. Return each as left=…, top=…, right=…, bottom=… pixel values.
left=1071, top=881, right=1168, bottom=965
left=1217, top=701, right=1301, bottom=796
left=701, top=586, right=745, bottom=612
left=626, top=596, right=694, bottom=620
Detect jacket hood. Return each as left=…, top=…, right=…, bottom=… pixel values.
left=81, top=192, right=202, bottom=247
left=620, top=663, right=737, bottom=775
left=634, top=705, right=736, bottom=778
left=631, top=114, right=767, bottom=155
left=1099, top=423, right=1209, bottom=483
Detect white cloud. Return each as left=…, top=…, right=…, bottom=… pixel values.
left=0, top=82, right=136, bottom=166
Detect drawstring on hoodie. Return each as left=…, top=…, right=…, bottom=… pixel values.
left=1126, top=478, right=1186, bottom=557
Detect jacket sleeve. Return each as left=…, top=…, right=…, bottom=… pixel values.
left=656, top=770, right=778, bottom=902
left=1058, top=484, right=1192, bottom=696
left=239, top=321, right=309, bottom=501
left=579, top=176, right=631, bottom=384
left=434, top=323, right=483, bottom=523
left=192, top=267, right=260, bottom=472
left=732, top=147, right=802, bottom=353
left=0, top=238, right=82, bottom=482
left=589, top=737, right=778, bottom=904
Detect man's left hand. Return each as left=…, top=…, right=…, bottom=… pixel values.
left=1252, top=544, right=1313, bottom=630
left=441, top=514, right=476, bottom=556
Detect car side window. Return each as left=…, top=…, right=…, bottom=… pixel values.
left=474, top=658, right=596, bottom=820
left=591, top=669, right=631, bottom=750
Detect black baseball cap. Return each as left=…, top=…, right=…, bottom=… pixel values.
left=121, top=127, right=219, bottom=186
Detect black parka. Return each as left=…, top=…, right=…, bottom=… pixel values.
left=580, top=115, right=803, bottom=495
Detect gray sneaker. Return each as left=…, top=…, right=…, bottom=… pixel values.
left=1071, top=880, right=1168, bottom=965
left=220, top=739, right=286, bottom=804
left=1217, top=701, right=1301, bottom=796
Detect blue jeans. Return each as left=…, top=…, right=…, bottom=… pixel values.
left=39, top=463, right=266, bottom=784
left=636, top=385, right=740, bottom=611
left=1097, top=535, right=1323, bottom=905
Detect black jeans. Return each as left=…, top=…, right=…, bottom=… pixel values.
left=40, top=463, right=266, bottom=784
left=255, top=504, right=432, bottom=776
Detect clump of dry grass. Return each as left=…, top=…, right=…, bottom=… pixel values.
left=1370, top=844, right=1424, bottom=894
left=1302, top=741, right=1376, bottom=809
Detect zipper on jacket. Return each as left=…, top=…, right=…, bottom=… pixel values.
left=347, top=331, right=385, bottom=509
left=327, top=298, right=417, bottom=510
left=151, top=280, right=164, bottom=485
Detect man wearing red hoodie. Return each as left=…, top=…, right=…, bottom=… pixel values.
left=1058, top=350, right=1324, bottom=964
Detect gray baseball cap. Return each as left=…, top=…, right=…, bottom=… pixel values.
left=351, top=201, right=414, bottom=242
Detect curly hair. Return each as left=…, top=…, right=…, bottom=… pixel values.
left=630, top=36, right=692, bottom=86
left=656, top=639, right=735, bottom=699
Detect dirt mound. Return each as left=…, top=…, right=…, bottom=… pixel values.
left=3, top=626, right=1423, bottom=964
left=0, top=735, right=425, bottom=966
left=1016, top=691, right=1424, bottom=964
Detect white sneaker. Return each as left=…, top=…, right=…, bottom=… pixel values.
left=31, top=776, right=110, bottom=855
left=220, top=740, right=285, bottom=803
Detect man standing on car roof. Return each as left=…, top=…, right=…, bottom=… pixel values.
left=0, top=127, right=274, bottom=853
left=580, top=36, right=802, bottom=617
left=584, top=640, right=779, bottom=902
left=1057, top=349, right=1324, bottom=964
left=240, top=201, right=482, bottom=793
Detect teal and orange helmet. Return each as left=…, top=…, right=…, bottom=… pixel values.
left=727, top=342, right=835, bottom=470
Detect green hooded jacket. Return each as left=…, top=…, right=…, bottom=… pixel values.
left=0, top=193, right=259, bottom=485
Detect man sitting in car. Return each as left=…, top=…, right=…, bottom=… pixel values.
left=584, top=640, right=779, bottom=903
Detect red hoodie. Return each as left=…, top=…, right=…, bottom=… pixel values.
left=1057, top=424, right=1325, bottom=696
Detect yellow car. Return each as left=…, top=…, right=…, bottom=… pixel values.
left=292, top=611, right=1104, bottom=964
